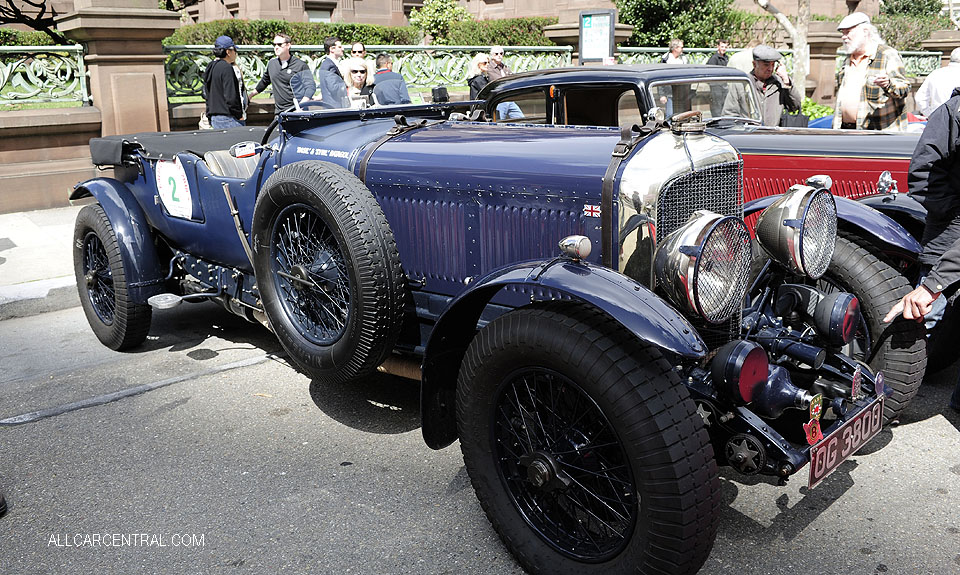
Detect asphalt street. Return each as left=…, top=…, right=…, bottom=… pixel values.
left=1, top=302, right=959, bottom=575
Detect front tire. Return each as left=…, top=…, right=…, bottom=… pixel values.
left=252, top=161, right=405, bottom=384
left=821, top=236, right=926, bottom=422
left=73, top=204, right=152, bottom=350
left=456, top=304, right=720, bottom=575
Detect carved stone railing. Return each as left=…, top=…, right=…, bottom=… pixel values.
left=835, top=50, right=942, bottom=77
left=0, top=45, right=89, bottom=105
left=163, top=44, right=573, bottom=98
left=618, top=47, right=796, bottom=73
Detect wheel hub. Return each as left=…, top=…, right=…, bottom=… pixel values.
left=519, top=451, right=570, bottom=491
left=85, top=269, right=98, bottom=288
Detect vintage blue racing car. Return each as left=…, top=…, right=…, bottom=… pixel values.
left=72, top=102, right=924, bottom=575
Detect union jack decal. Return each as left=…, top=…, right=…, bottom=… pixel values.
left=583, top=204, right=601, bottom=217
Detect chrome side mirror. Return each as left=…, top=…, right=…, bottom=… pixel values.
left=876, top=170, right=898, bottom=196
left=646, top=107, right=666, bottom=123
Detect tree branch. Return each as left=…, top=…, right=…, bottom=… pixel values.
left=0, top=0, right=69, bottom=44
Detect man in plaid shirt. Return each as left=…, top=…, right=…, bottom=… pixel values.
left=832, top=12, right=909, bottom=131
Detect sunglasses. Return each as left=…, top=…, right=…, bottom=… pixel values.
left=491, top=52, right=503, bottom=55
left=351, top=70, right=366, bottom=74
left=272, top=42, right=289, bottom=47
left=352, top=50, right=364, bottom=54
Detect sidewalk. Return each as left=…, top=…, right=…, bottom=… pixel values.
left=0, top=205, right=84, bottom=320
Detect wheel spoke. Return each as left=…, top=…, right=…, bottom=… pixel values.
left=271, top=204, right=351, bottom=345
left=494, top=368, right=636, bottom=561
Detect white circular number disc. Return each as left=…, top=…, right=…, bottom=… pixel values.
left=155, top=158, right=193, bottom=219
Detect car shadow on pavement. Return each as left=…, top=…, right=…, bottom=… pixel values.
left=129, top=300, right=283, bottom=357
left=307, top=371, right=421, bottom=435
left=897, top=352, right=960, bottom=434
left=717, top=457, right=860, bottom=544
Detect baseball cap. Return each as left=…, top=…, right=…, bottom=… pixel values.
left=214, top=35, right=237, bottom=50
left=752, top=45, right=782, bottom=62
left=837, top=12, right=870, bottom=31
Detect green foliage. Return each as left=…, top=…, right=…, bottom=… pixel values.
left=162, top=20, right=419, bottom=46
left=801, top=97, right=833, bottom=120
left=880, top=0, right=943, bottom=18
left=875, top=14, right=952, bottom=51
left=615, top=0, right=739, bottom=47
left=408, top=0, right=472, bottom=44
left=721, top=9, right=781, bottom=46
left=446, top=17, right=557, bottom=46
left=0, top=28, right=58, bottom=46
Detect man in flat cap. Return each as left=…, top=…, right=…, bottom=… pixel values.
left=832, top=11, right=909, bottom=131
left=721, top=44, right=801, bottom=126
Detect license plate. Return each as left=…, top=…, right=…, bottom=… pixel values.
left=808, top=395, right=884, bottom=489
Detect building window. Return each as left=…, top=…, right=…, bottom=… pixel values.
left=307, top=9, right=332, bottom=22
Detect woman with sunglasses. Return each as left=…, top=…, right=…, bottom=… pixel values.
left=467, top=53, right=491, bottom=100
left=343, top=56, right=375, bottom=107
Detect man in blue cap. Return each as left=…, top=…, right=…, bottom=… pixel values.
left=202, top=35, right=244, bottom=129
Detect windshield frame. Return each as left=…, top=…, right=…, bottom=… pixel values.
left=646, top=76, right=763, bottom=123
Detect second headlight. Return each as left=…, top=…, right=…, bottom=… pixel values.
left=756, top=186, right=837, bottom=279
left=655, top=211, right=753, bottom=324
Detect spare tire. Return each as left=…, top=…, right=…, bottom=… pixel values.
left=252, top=161, right=405, bottom=384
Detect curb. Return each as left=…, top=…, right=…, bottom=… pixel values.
left=0, top=277, right=79, bottom=321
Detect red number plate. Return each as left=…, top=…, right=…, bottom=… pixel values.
left=808, top=395, right=884, bottom=489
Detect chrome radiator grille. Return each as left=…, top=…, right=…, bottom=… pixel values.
left=656, top=160, right=744, bottom=241
left=657, top=160, right=745, bottom=350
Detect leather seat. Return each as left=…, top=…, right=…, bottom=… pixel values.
left=203, top=150, right=260, bottom=179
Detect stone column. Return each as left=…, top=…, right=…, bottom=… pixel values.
left=923, top=30, right=960, bottom=68
left=56, top=0, right=181, bottom=136
left=806, top=21, right=843, bottom=106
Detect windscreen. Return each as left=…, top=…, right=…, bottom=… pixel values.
left=648, top=79, right=762, bottom=123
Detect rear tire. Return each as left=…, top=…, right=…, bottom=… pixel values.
left=821, top=236, right=926, bottom=423
left=73, top=204, right=152, bottom=350
left=457, top=304, right=720, bottom=575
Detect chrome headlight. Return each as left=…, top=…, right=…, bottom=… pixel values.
left=655, top=211, right=753, bottom=324
left=755, top=186, right=837, bottom=279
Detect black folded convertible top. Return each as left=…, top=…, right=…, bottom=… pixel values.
left=90, top=126, right=268, bottom=165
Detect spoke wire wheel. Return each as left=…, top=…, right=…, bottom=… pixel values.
left=82, top=230, right=116, bottom=324
left=814, top=236, right=926, bottom=423
left=270, top=203, right=351, bottom=346
left=72, top=204, right=152, bottom=350
left=493, top=368, right=637, bottom=562
left=252, top=161, right=405, bottom=384
left=457, top=303, right=720, bottom=575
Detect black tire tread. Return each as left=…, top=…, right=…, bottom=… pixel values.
left=827, top=236, right=926, bottom=422
left=252, top=161, right=405, bottom=384
left=456, top=303, right=720, bottom=575
left=73, top=204, right=152, bottom=350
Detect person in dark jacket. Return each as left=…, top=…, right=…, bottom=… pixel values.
left=372, top=53, right=411, bottom=105
left=249, top=33, right=310, bottom=115
left=467, top=52, right=490, bottom=100
left=706, top=39, right=729, bottom=66
left=884, top=86, right=960, bottom=410
left=202, top=35, right=243, bottom=129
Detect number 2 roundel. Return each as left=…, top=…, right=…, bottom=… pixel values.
left=155, top=158, right=193, bottom=219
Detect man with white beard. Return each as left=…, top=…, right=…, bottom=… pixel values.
left=832, top=11, right=909, bottom=131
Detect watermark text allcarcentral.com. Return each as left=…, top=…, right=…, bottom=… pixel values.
left=48, top=533, right=205, bottom=548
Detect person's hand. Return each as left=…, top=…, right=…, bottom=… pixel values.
left=883, top=284, right=939, bottom=323
left=873, top=73, right=890, bottom=89
left=775, top=63, right=790, bottom=85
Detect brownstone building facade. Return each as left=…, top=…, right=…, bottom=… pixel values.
left=182, top=0, right=874, bottom=27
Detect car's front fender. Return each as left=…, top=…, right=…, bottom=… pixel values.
left=745, top=194, right=921, bottom=264
left=420, top=258, right=707, bottom=450
left=71, top=178, right=165, bottom=302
